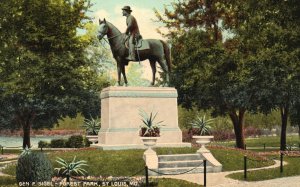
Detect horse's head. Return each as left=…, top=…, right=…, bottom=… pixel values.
left=98, top=18, right=108, bottom=40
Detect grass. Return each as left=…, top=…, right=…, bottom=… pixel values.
left=2, top=147, right=275, bottom=177
left=209, top=147, right=275, bottom=171
left=50, top=149, right=145, bottom=177
left=0, top=176, right=201, bottom=187
left=245, top=136, right=299, bottom=147
left=213, top=135, right=300, bottom=151
left=228, top=156, right=300, bottom=181
left=0, top=176, right=17, bottom=187
left=145, top=178, right=202, bottom=187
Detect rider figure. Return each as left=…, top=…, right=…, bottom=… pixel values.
left=122, top=6, right=140, bottom=61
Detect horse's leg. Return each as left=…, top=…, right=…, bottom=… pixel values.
left=121, top=64, right=128, bottom=86
left=149, top=59, right=156, bottom=86
left=157, top=57, right=169, bottom=86
left=117, top=63, right=122, bottom=86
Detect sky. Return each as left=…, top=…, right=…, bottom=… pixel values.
left=89, top=0, right=174, bottom=40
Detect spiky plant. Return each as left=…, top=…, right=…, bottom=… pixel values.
left=139, top=109, right=164, bottom=137
left=55, top=156, right=88, bottom=184
left=82, top=117, right=101, bottom=135
left=20, top=146, right=31, bottom=157
left=190, top=115, right=214, bottom=135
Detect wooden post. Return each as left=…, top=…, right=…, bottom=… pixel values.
left=280, top=153, right=283, bottom=173
left=204, top=160, right=207, bottom=187
left=244, top=155, right=247, bottom=180
left=145, top=166, right=149, bottom=187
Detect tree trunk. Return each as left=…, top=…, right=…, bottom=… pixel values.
left=22, top=122, right=31, bottom=149
left=229, top=109, right=246, bottom=149
left=17, top=111, right=35, bottom=149
left=280, top=106, right=289, bottom=151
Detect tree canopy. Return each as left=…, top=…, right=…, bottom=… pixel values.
left=156, top=0, right=300, bottom=149
left=0, top=0, right=110, bottom=148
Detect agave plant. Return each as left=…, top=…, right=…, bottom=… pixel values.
left=54, top=156, right=88, bottom=184
left=190, top=115, right=214, bottom=136
left=139, top=109, right=164, bottom=137
left=82, top=117, right=101, bottom=135
left=20, top=146, right=31, bottom=157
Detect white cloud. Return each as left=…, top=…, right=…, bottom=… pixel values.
left=93, top=9, right=110, bottom=24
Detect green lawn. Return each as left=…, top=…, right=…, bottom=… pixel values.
left=213, top=135, right=300, bottom=150
left=210, top=147, right=275, bottom=171
left=2, top=147, right=274, bottom=176
left=0, top=176, right=202, bottom=187
left=228, top=156, right=300, bottom=181
left=144, top=178, right=202, bottom=187
left=0, top=176, right=16, bottom=187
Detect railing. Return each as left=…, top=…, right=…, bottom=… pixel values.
left=54, top=160, right=208, bottom=187
left=243, top=153, right=284, bottom=180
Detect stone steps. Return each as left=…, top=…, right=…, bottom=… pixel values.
left=157, top=166, right=214, bottom=175
left=159, top=160, right=204, bottom=168
left=158, top=154, right=203, bottom=162
left=155, top=154, right=211, bottom=175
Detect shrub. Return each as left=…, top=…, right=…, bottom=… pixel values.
left=212, top=129, right=236, bottom=141
left=66, top=135, right=84, bottom=148
left=16, top=151, right=52, bottom=184
left=182, top=130, right=192, bottom=142
left=84, top=136, right=92, bottom=147
left=50, top=139, right=66, bottom=148
left=244, top=126, right=262, bottom=137
left=38, top=140, right=50, bottom=148
left=82, top=117, right=101, bottom=135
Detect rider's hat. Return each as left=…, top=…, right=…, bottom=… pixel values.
left=122, top=6, right=132, bottom=13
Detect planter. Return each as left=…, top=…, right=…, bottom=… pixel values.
left=140, top=137, right=159, bottom=147
left=192, top=135, right=214, bottom=153
left=140, top=137, right=159, bottom=170
left=86, top=135, right=98, bottom=144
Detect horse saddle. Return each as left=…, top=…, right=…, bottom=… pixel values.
left=124, top=37, right=150, bottom=50
left=135, top=39, right=150, bottom=50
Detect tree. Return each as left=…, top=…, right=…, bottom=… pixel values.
left=126, top=63, right=151, bottom=86
left=241, top=0, right=300, bottom=150
left=0, top=0, right=110, bottom=148
left=156, top=0, right=254, bottom=149
left=157, top=0, right=300, bottom=150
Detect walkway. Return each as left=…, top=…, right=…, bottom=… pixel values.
left=0, top=154, right=18, bottom=176
left=156, top=159, right=297, bottom=186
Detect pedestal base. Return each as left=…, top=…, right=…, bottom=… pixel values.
left=92, top=86, right=191, bottom=150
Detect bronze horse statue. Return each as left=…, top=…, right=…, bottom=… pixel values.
left=97, top=19, right=171, bottom=86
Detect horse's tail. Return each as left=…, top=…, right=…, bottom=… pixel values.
left=160, top=40, right=171, bottom=72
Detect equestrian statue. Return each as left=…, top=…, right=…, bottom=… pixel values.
left=97, top=6, right=171, bottom=86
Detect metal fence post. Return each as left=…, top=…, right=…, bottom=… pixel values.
left=280, top=153, right=283, bottom=173
left=204, top=160, right=207, bottom=187
left=145, top=165, right=149, bottom=187
left=245, top=144, right=247, bottom=150
left=264, top=143, right=266, bottom=151
left=244, top=155, right=247, bottom=180
left=1, top=147, right=3, bottom=155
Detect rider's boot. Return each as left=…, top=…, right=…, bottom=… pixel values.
left=125, top=43, right=136, bottom=61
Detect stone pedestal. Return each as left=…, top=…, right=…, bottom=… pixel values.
left=92, top=86, right=190, bottom=150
